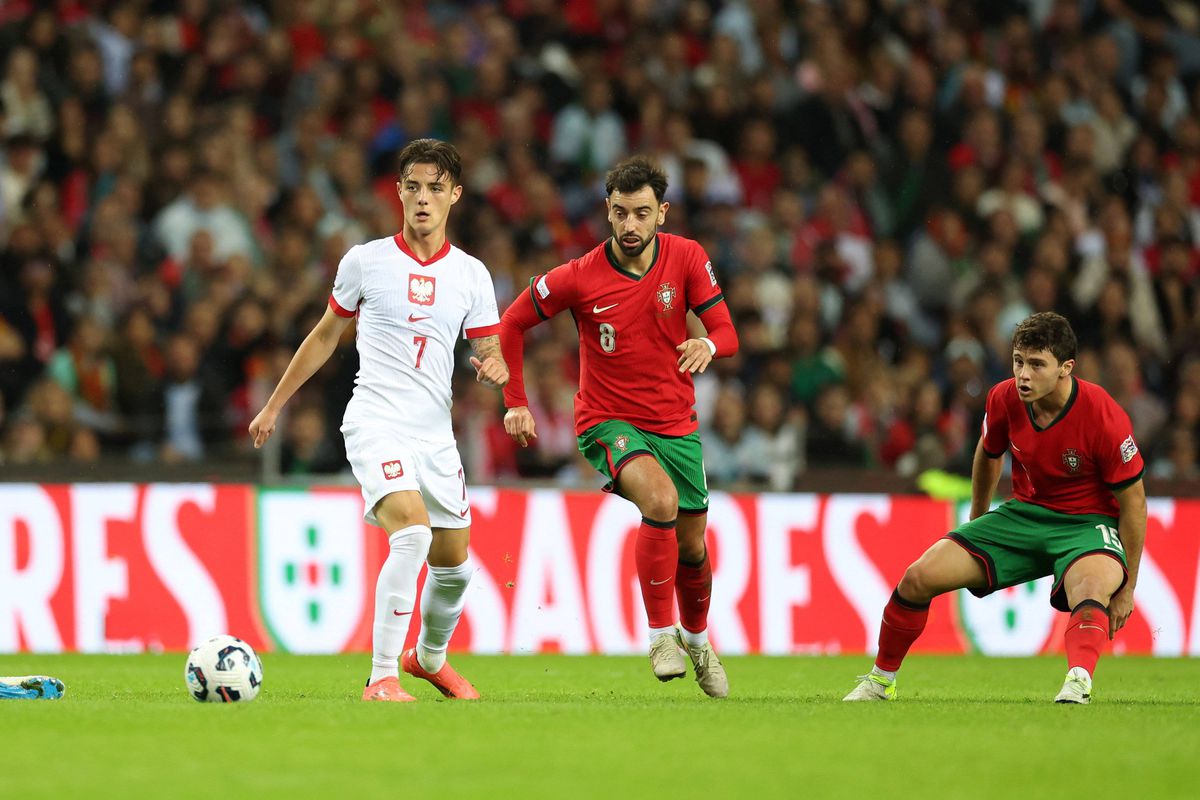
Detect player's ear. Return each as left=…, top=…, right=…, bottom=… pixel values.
left=658, top=200, right=669, bottom=225
left=450, top=183, right=463, bottom=204
left=1060, top=358, right=1075, bottom=377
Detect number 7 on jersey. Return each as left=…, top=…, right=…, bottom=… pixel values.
left=414, top=335, right=427, bottom=369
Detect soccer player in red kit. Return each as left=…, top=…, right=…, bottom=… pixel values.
left=845, top=312, right=1147, bottom=704
left=499, top=156, right=739, bottom=697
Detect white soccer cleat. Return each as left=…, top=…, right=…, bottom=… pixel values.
left=1054, top=666, right=1092, bottom=704
left=843, top=672, right=896, bottom=701
left=649, top=629, right=687, bottom=681
left=685, top=640, right=729, bottom=698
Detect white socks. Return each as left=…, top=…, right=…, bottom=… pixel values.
left=871, top=665, right=897, bottom=681
left=417, top=558, right=475, bottom=673
left=369, top=525, right=432, bottom=684
left=679, top=626, right=708, bottom=648
left=649, top=625, right=677, bottom=646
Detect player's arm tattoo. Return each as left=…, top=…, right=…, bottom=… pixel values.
left=470, top=334, right=503, bottom=362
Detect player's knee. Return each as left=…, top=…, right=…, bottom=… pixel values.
left=898, top=564, right=936, bottom=604
left=1069, top=575, right=1117, bottom=605
left=636, top=481, right=678, bottom=522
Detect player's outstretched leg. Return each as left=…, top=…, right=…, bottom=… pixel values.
left=843, top=588, right=928, bottom=701
left=363, top=523, right=431, bottom=702
left=0, top=676, right=65, bottom=700
left=846, top=539, right=984, bottom=701
left=403, top=555, right=480, bottom=699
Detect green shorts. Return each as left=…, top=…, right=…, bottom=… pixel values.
left=946, top=499, right=1129, bottom=611
left=577, top=420, right=709, bottom=514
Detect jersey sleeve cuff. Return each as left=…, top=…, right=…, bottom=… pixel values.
left=693, top=293, right=724, bottom=314
left=465, top=323, right=501, bottom=339
left=1106, top=468, right=1145, bottom=491
left=329, top=295, right=356, bottom=318
left=982, top=445, right=1006, bottom=459
left=529, top=280, right=549, bottom=320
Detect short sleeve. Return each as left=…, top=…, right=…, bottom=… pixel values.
left=685, top=242, right=723, bottom=314
left=1094, top=399, right=1145, bottom=489
left=464, top=261, right=501, bottom=339
left=329, top=246, right=362, bottom=317
left=528, top=260, right=579, bottom=319
left=981, top=383, right=1010, bottom=458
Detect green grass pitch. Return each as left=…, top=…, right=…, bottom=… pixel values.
left=3, top=654, right=1196, bottom=799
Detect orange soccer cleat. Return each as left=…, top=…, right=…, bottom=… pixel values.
left=361, top=675, right=417, bottom=702
left=401, top=649, right=480, bottom=699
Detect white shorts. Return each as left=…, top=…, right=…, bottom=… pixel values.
left=342, top=424, right=471, bottom=530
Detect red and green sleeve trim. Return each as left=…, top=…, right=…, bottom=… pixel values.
left=1106, top=467, right=1144, bottom=491
left=528, top=278, right=549, bottom=320
left=692, top=292, right=725, bottom=314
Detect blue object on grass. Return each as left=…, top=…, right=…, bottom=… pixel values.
left=0, top=676, right=65, bottom=700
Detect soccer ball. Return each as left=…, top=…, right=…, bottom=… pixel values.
left=184, top=635, right=263, bottom=703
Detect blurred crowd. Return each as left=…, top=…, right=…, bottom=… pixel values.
left=1, top=0, right=1199, bottom=491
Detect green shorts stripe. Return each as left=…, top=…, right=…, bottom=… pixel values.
left=578, top=420, right=709, bottom=513
left=946, top=499, right=1129, bottom=611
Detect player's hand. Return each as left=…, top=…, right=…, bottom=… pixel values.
left=1108, top=583, right=1134, bottom=639
left=470, top=355, right=509, bottom=388
left=504, top=406, right=537, bottom=447
left=248, top=407, right=279, bottom=449
left=676, top=339, right=713, bottom=374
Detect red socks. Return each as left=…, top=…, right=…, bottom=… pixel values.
left=675, top=554, right=712, bottom=635
left=635, top=518, right=678, bottom=629
left=1065, top=600, right=1110, bottom=676
left=875, top=588, right=930, bottom=672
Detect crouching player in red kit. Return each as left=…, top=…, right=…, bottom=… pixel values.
left=845, top=312, right=1146, bottom=704
left=498, top=157, right=739, bottom=697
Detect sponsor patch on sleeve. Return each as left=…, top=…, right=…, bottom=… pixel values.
left=1120, top=435, right=1138, bottom=464
left=704, top=260, right=717, bottom=286
left=536, top=275, right=550, bottom=299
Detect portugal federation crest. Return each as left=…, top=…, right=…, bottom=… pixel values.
left=1061, top=449, right=1081, bottom=474
left=656, top=282, right=677, bottom=313
left=613, top=434, right=629, bottom=452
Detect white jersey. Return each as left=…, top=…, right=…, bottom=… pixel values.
left=329, top=234, right=500, bottom=442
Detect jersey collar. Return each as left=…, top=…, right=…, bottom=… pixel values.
left=394, top=232, right=452, bottom=266
left=605, top=235, right=660, bottom=281
left=1026, top=377, right=1078, bottom=432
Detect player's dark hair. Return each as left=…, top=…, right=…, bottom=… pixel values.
left=397, top=138, right=462, bottom=185
left=1012, top=312, right=1077, bottom=364
left=605, top=156, right=669, bottom=203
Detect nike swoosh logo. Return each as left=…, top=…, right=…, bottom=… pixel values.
left=459, top=508, right=469, bottom=517
left=408, top=313, right=431, bottom=322
left=696, top=596, right=710, bottom=603
left=1078, top=624, right=1106, bottom=633
left=649, top=578, right=670, bottom=586
left=392, top=610, right=411, bottom=617
left=592, top=303, right=619, bottom=314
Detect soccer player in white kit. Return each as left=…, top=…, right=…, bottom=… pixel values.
left=249, top=139, right=508, bottom=702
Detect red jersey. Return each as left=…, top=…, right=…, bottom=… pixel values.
left=528, top=233, right=725, bottom=436
left=981, top=378, right=1145, bottom=517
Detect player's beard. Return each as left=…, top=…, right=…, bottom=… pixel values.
left=615, top=229, right=655, bottom=257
